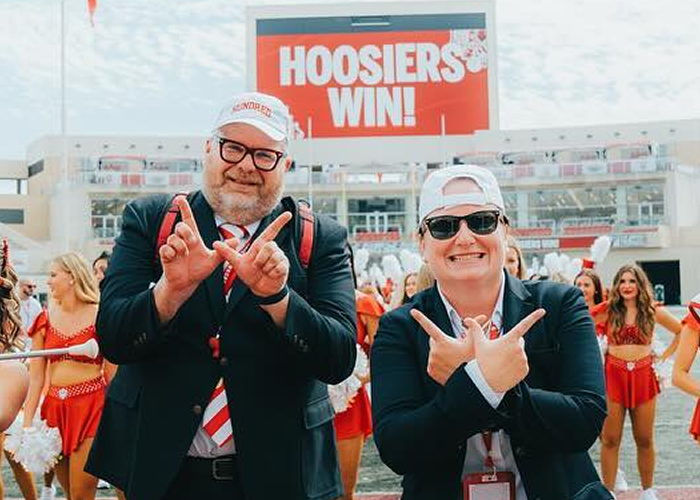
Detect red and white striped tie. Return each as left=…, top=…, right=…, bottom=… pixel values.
left=201, top=223, right=250, bottom=447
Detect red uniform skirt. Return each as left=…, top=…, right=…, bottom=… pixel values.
left=690, top=400, right=700, bottom=439
left=333, top=386, right=372, bottom=441
left=40, top=376, right=106, bottom=457
left=605, top=354, right=659, bottom=408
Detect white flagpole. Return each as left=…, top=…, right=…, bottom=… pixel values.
left=60, top=0, right=69, bottom=252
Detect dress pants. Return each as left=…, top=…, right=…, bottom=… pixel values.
left=162, top=455, right=245, bottom=500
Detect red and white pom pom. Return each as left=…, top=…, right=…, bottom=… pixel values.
left=589, top=235, right=613, bottom=267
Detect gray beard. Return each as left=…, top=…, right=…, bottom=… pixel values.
left=202, top=184, right=283, bottom=226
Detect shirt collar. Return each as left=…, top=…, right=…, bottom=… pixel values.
left=437, top=270, right=506, bottom=338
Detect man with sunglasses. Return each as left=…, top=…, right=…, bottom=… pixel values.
left=86, top=92, right=356, bottom=500
left=371, top=164, right=612, bottom=500
left=18, top=278, right=42, bottom=333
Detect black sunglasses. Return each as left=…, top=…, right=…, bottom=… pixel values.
left=421, top=210, right=505, bottom=240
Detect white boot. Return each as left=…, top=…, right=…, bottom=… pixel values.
left=39, top=485, right=56, bottom=500
left=615, top=468, right=629, bottom=492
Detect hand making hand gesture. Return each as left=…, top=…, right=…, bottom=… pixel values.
left=463, top=309, right=546, bottom=393
left=410, top=309, right=487, bottom=386
left=213, top=212, right=293, bottom=298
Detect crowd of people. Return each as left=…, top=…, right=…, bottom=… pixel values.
left=0, top=91, right=698, bottom=500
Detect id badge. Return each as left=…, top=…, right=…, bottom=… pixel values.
left=463, top=471, right=515, bottom=500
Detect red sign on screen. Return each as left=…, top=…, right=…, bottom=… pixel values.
left=256, top=28, right=490, bottom=138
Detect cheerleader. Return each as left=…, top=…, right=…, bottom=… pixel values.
left=0, top=239, right=28, bottom=432
left=671, top=294, right=700, bottom=445
left=592, top=264, right=681, bottom=500
left=505, top=235, right=526, bottom=279
left=22, top=253, right=116, bottom=500
left=390, top=271, right=418, bottom=309
left=333, top=252, right=383, bottom=500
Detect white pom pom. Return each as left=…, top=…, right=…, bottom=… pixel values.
left=354, top=248, right=370, bottom=274
left=543, top=252, right=562, bottom=276
left=327, top=346, right=369, bottom=413
left=590, top=236, right=612, bottom=264
left=369, top=264, right=386, bottom=287
left=2, top=413, right=23, bottom=456
left=381, top=254, right=403, bottom=284
left=11, top=421, right=62, bottom=474
left=399, top=250, right=422, bottom=274
left=564, top=258, right=583, bottom=283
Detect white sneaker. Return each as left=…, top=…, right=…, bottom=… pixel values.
left=40, top=485, right=56, bottom=500
left=615, top=468, right=629, bottom=492
left=97, top=479, right=111, bottom=489
left=639, top=488, right=660, bottom=500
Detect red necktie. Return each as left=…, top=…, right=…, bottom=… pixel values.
left=217, top=224, right=250, bottom=295
left=201, top=223, right=250, bottom=448
left=489, top=322, right=500, bottom=340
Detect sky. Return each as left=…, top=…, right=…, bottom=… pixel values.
left=0, top=0, right=698, bottom=159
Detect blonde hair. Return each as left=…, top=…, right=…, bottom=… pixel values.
left=608, top=264, right=655, bottom=344
left=52, top=252, right=100, bottom=305
left=415, top=264, right=435, bottom=293
left=505, top=235, right=526, bottom=279
left=0, top=239, right=23, bottom=352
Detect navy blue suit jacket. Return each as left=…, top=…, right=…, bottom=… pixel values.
left=86, top=191, right=356, bottom=500
left=371, top=274, right=612, bottom=500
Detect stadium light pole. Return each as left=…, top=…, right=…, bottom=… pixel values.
left=60, top=0, right=69, bottom=252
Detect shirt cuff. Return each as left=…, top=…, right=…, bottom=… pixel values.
left=464, top=360, right=505, bottom=408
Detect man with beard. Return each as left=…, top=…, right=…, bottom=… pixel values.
left=85, top=92, right=357, bottom=500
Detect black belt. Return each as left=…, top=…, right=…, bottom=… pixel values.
left=184, top=455, right=238, bottom=481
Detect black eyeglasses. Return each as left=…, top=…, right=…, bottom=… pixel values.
left=421, top=210, right=505, bottom=240
left=214, top=136, right=286, bottom=172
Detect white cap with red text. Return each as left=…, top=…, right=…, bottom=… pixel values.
left=419, top=164, right=505, bottom=222
left=212, top=92, right=290, bottom=142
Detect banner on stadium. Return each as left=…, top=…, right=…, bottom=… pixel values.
left=249, top=9, right=496, bottom=138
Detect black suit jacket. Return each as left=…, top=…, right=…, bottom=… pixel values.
left=85, top=191, right=357, bottom=500
left=371, top=274, right=612, bottom=500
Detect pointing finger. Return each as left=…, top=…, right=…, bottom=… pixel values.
left=174, top=196, right=201, bottom=239
left=249, top=212, right=293, bottom=253
left=410, top=309, right=449, bottom=343
left=503, top=309, right=546, bottom=342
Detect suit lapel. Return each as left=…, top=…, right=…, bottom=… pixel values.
left=190, top=192, right=225, bottom=325
left=502, top=274, right=535, bottom=339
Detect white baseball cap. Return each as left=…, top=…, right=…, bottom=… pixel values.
left=212, top=92, right=291, bottom=142
left=419, top=164, right=505, bottom=222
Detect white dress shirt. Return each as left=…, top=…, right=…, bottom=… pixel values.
left=437, top=271, right=528, bottom=500
left=188, top=216, right=260, bottom=458
left=20, top=296, right=42, bottom=333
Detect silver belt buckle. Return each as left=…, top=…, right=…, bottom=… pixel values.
left=626, top=361, right=636, bottom=372
left=58, top=388, right=69, bottom=400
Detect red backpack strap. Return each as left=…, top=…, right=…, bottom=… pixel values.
left=155, top=192, right=189, bottom=262
left=297, top=201, right=314, bottom=269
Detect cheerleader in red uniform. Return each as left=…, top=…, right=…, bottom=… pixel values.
left=333, top=288, right=383, bottom=500
left=592, top=264, right=681, bottom=500
left=672, top=294, right=700, bottom=445
left=22, top=253, right=116, bottom=500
